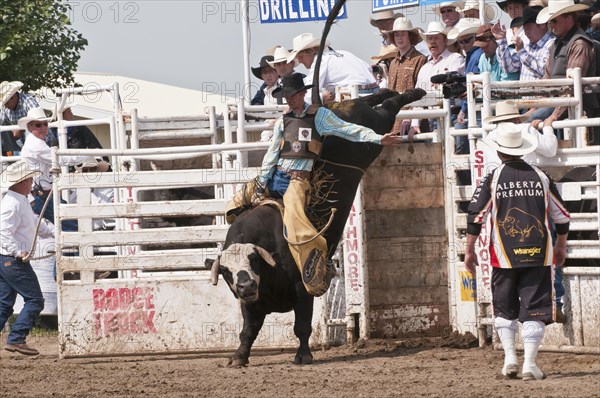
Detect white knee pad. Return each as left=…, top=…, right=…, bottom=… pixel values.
left=495, top=317, right=517, bottom=334
left=522, top=320, right=545, bottom=343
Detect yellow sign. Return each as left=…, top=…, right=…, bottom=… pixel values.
left=460, top=271, right=477, bottom=301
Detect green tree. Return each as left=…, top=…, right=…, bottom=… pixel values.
left=0, top=1, right=87, bottom=90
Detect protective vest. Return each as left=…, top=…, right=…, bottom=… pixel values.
left=549, top=28, right=598, bottom=110
left=280, top=105, right=323, bottom=159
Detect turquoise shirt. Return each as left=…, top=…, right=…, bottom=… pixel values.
left=259, top=103, right=382, bottom=186
left=478, top=54, right=519, bottom=82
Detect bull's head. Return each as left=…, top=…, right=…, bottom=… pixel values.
left=204, top=243, right=276, bottom=303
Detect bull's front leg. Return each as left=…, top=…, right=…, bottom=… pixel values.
left=293, top=289, right=314, bottom=365
left=228, top=305, right=265, bottom=367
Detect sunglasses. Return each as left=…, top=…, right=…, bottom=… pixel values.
left=458, top=36, right=475, bottom=45
left=475, top=35, right=494, bottom=42
left=30, top=122, right=48, bottom=128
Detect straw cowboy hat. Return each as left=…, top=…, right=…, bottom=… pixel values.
left=433, top=1, right=466, bottom=14
left=383, top=17, right=424, bottom=44
left=447, top=18, right=481, bottom=40
left=74, top=156, right=111, bottom=173
left=17, top=107, right=52, bottom=129
left=251, top=55, right=275, bottom=79
left=593, top=12, right=600, bottom=25
left=537, top=0, right=590, bottom=24
left=369, top=10, right=404, bottom=27
left=1, top=81, right=24, bottom=107
left=485, top=100, right=528, bottom=123
left=460, top=0, right=497, bottom=22
left=371, top=44, right=399, bottom=63
left=286, top=33, right=329, bottom=63
left=483, top=122, right=538, bottom=156
left=272, top=73, right=314, bottom=99
left=0, top=160, right=41, bottom=192
left=420, top=21, right=456, bottom=44
left=268, top=47, right=293, bottom=66
left=473, top=24, right=495, bottom=47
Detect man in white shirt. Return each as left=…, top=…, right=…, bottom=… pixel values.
left=0, top=160, right=55, bottom=356
left=287, top=33, right=377, bottom=103
left=19, top=108, right=88, bottom=231
left=411, top=22, right=465, bottom=135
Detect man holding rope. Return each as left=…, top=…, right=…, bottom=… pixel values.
left=0, top=160, right=55, bottom=356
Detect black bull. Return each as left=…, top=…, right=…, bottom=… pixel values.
left=204, top=0, right=426, bottom=367
left=206, top=88, right=426, bottom=367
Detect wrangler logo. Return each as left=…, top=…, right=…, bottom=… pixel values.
left=513, top=247, right=542, bottom=256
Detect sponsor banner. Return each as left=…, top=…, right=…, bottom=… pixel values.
left=459, top=271, right=476, bottom=301
left=259, top=0, right=347, bottom=24
left=372, top=0, right=419, bottom=12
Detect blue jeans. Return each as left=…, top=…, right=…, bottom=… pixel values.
left=267, top=169, right=292, bottom=199
left=0, top=255, right=45, bottom=344
left=554, top=266, right=564, bottom=309
left=33, top=193, right=78, bottom=232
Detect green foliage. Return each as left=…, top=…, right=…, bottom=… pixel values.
left=0, top=1, right=88, bottom=90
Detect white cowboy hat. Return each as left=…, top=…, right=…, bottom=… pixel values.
left=383, top=17, right=424, bottom=44
left=369, top=10, right=404, bottom=27
left=17, top=107, right=52, bottom=129
left=74, top=157, right=110, bottom=173
left=447, top=18, right=482, bottom=40
left=1, top=81, right=24, bottom=107
left=485, top=101, right=528, bottom=123
left=420, top=21, right=456, bottom=44
left=371, top=44, right=399, bottom=63
left=433, top=1, right=466, bottom=14
left=286, top=33, right=329, bottom=63
left=268, top=46, right=293, bottom=66
left=460, top=0, right=497, bottom=22
left=593, top=12, right=600, bottom=25
left=537, top=0, right=589, bottom=24
left=483, top=122, right=538, bottom=156
left=0, top=160, right=41, bottom=192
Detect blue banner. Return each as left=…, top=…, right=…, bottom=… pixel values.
left=259, top=0, right=347, bottom=24
left=372, top=0, right=419, bottom=12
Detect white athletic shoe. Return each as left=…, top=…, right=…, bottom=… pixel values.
left=522, top=365, right=547, bottom=381
left=502, top=363, right=519, bottom=378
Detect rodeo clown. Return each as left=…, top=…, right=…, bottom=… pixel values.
left=226, top=72, right=402, bottom=296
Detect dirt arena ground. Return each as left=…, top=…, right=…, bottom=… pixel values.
left=0, top=333, right=598, bottom=398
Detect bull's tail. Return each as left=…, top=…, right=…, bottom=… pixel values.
left=311, top=0, right=347, bottom=105
left=284, top=208, right=337, bottom=246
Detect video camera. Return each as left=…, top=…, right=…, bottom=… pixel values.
left=430, top=72, right=467, bottom=99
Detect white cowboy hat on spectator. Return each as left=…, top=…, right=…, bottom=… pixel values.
left=420, top=21, right=456, bottom=44
left=1, top=81, right=24, bottom=107
left=537, top=0, right=589, bottom=23
left=286, top=33, right=329, bottom=63
left=17, top=107, right=52, bottom=129
left=483, top=122, right=537, bottom=156
left=383, top=17, right=424, bottom=44
left=74, top=156, right=110, bottom=173
left=460, top=0, right=497, bottom=22
left=592, top=12, right=600, bottom=24
left=268, top=46, right=293, bottom=66
left=369, top=10, right=404, bottom=27
left=371, top=44, right=399, bottom=63
left=0, top=160, right=41, bottom=192
left=433, top=1, right=466, bottom=14
left=485, top=100, right=528, bottom=123
left=447, top=18, right=482, bottom=40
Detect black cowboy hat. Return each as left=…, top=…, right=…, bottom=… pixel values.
left=251, top=55, right=275, bottom=80
left=497, top=0, right=528, bottom=12
left=272, top=73, right=314, bottom=99
left=510, top=6, right=543, bottom=28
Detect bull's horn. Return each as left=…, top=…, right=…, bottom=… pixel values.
left=210, top=258, right=220, bottom=286
left=254, top=246, right=276, bottom=267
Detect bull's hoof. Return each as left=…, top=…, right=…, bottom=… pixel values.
left=294, top=353, right=314, bottom=365
left=227, top=357, right=249, bottom=367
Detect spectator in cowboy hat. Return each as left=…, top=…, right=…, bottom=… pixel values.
left=474, top=24, right=520, bottom=81
left=495, top=0, right=530, bottom=46
left=370, top=44, right=399, bottom=89
left=410, top=22, right=465, bottom=135
left=369, top=9, right=404, bottom=45
left=466, top=121, right=570, bottom=381
left=250, top=55, right=281, bottom=106
left=268, top=46, right=296, bottom=78
left=46, top=106, right=104, bottom=154
left=287, top=32, right=378, bottom=102
left=536, top=0, right=598, bottom=145
left=1, top=160, right=55, bottom=356
left=434, top=1, right=465, bottom=27
left=0, top=81, right=40, bottom=155
left=385, top=18, right=427, bottom=95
